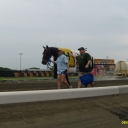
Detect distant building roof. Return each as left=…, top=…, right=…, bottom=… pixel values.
left=25, top=69, right=52, bottom=72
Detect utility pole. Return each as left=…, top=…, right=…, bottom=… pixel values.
left=19, top=53, right=23, bottom=70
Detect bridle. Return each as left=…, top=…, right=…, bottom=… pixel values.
left=42, top=49, right=51, bottom=61
left=42, top=48, right=52, bottom=69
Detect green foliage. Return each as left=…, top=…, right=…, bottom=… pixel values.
left=0, top=67, right=12, bottom=71
left=26, top=67, right=40, bottom=69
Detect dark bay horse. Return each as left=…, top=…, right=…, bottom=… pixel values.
left=42, top=45, right=70, bottom=85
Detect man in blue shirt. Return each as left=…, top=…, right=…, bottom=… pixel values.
left=51, top=48, right=72, bottom=89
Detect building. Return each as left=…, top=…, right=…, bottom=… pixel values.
left=92, top=59, right=115, bottom=76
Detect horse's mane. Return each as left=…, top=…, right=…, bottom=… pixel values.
left=48, top=47, right=58, bottom=60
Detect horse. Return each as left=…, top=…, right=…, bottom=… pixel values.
left=41, top=45, right=71, bottom=85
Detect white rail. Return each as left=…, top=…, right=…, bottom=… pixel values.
left=0, top=85, right=128, bottom=104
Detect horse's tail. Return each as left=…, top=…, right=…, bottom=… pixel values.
left=54, top=64, right=57, bottom=79
left=65, top=73, right=70, bottom=85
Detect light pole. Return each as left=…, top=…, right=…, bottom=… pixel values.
left=19, top=53, right=23, bottom=70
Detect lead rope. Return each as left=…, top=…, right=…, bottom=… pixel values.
left=46, top=58, right=52, bottom=69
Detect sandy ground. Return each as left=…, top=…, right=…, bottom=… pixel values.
left=0, top=79, right=128, bottom=91
left=0, top=79, right=128, bottom=128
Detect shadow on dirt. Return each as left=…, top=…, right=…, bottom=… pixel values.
left=95, top=97, right=128, bottom=121
left=109, top=106, right=128, bottom=120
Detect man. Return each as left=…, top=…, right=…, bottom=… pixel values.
left=76, top=47, right=94, bottom=88
left=51, top=48, right=72, bottom=89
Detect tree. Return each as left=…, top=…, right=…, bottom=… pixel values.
left=26, top=67, right=40, bottom=69
left=0, top=67, right=12, bottom=71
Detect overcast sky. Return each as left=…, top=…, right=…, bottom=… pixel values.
left=0, top=0, right=128, bottom=70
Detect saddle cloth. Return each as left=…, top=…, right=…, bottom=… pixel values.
left=58, top=47, right=75, bottom=67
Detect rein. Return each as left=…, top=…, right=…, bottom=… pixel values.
left=46, top=58, right=52, bottom=69
left=42, top=47, right=57, bottom=70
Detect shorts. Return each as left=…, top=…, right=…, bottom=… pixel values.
left=79, top=68, right=92, bottom=75
left=78, top=72, right=84, bottom=77
left=78, top=71, right=92, bottom=80
left=57, top=70, right=67, bottom=75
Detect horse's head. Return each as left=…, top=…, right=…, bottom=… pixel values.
left=42, top=45, right=52, bottom=65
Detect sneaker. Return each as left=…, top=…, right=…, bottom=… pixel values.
left=66, top=85, right=72, bottom=89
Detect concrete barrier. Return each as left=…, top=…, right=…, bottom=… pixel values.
left=0, top=85, right=128, bottom=104
left=119, top=85, right=128, bottom=94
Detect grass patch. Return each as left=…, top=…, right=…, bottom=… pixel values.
left=0, top=77, right=53, bottom=81
left=0, top=76, right=79, bottom=81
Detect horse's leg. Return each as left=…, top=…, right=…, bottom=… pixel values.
left=54, top=64, right=57, bottom=79
left=65, top=73, right=70, bottom=85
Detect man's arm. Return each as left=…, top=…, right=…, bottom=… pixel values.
left=85, top=60, right=91, bottom=68
left=85, top=53, right=92, bottom=68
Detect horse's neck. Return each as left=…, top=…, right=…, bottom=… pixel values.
left=50, top=47, right=58, bottom=60
left=53, top=55, right=58, bottom=61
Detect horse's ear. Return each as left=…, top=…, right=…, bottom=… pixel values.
left=46, top=45, right=49, bottom=49
left=43, top=46, right=45, bottom=49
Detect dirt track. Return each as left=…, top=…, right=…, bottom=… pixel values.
left=0, top=79, right=128, bottom=91
left=0, top=79, right=128, bottom=128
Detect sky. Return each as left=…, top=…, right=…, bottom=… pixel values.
left=0, top=0, right=128, bottom=70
